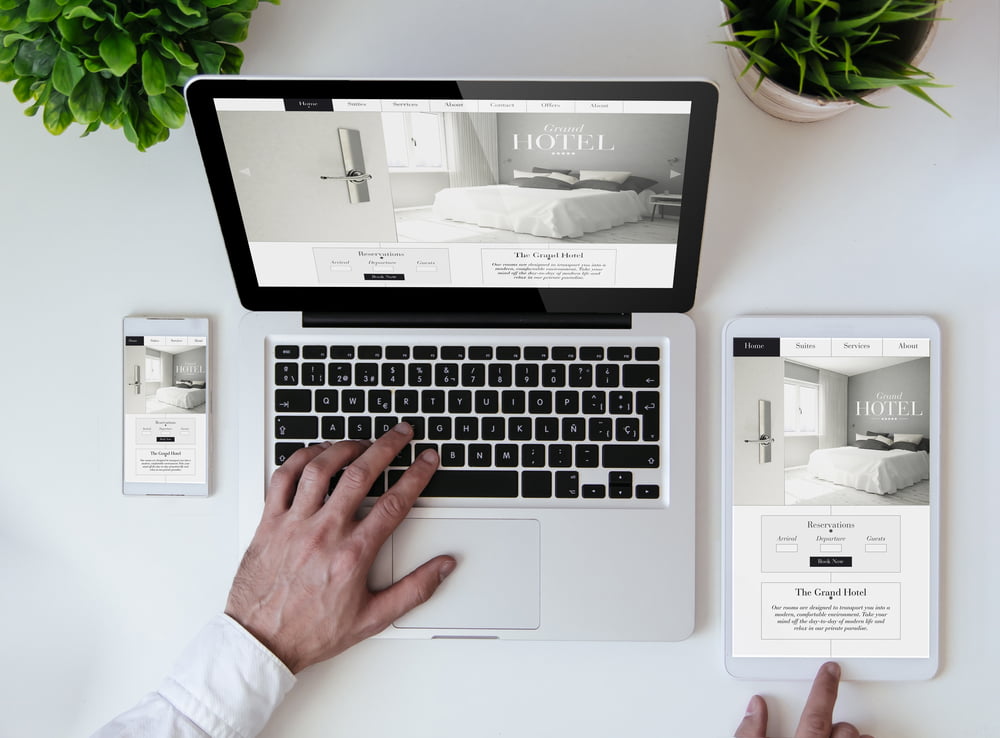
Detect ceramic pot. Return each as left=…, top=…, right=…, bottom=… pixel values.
left=722, top=3, right=941, bottom=122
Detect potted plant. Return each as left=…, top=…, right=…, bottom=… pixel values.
left=0, top=0, right=278, bottom=151
left=719, top=0, right=947, bottom=122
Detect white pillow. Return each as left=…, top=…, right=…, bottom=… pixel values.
left=579, top=169, right=632, bottom=184
left=873, top=435, right=893, bottom=447
left=545, top=171, right=578, bottom=185
left=894, top=433, right=923, bottom=445
left=856, top=434, right=869, bottom=442
left=513, top=169, right=547, bottom=180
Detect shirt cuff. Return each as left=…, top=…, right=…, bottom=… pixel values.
left=157, top=614, right=297, bottom=738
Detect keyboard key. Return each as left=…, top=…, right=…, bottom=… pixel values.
left=575, top=444, right=599, bottom=467
left=435, top=363, right=459, bottom=386
left=552, top=347, right=576, bottom=360
left=401, top=416, right=425, bottom=440
left=386, top=345, right=410, bottom=359
left=468, top=444, right=492, bottom=466
left=489, top=364, right=513, bottom=387
left=395, top=390, right=419, bottom=413
left=328, top=363, right=352, bottom=385
left=515, top=364, right=539, bottom=387
left=637, top=391, right=660, bottom=441
left=623, top=365, right=660, bottom=388
left=582, top=483, right=606, bottom=499
left=448, top=390, right=473, bottom=414
left=580, top=347, right=604, bottom=361
left=528, top=390, right=552, bottom=414
left=582, top=391, right=606, bottom=414
left=275, top=345, right=299, bottom=359
left=502, top=390, right=526, bottom=414
left=408, top=363, right=432, bottom=386
left=508, top=417, right=531, bottom=440
left=595, top=364, right=619, bottom=387
left=535, top=417, right=559, bottom=440
left=314, top=390, right=337, bottom=412
left=569, top=364, right=593, bottom=387
left=381, top=363, right=405, bottom=386
left=330, top=345, right=355, bottom=359
left=589, top=418, right=612, bottom=441
left=495, top=444, right=518, bottom=466
left=358, top=345, right=382, bottom=359
left=602, top=445, right=660, bottom=468
left=275, top=389, right=310, bottom=413
left=525, top=346, right=548, bottom=360
left=522, top=470, right=552, bottom=498
left=482, top=417, right=505, bottom=440
left=541, top=364, right=566, bottom=387
left=441, top=346, right=465, bottom=360
left=496, top=346, right=521, bottom=360
left=368, top=390, right=391, bottom=413
left=390, top=443, right=412, bottom=467
left=275, top=363, right=299, bottom=386
left=421, top=389, right=445, bottom=414
left=555, top=391, right=578, bottom=414
left=636, top=346, right=660, bottom=361
left=521, top=444, right=545, bottom=467
left=608, top=347, right=632, bottom=361
left=275, top=442, right=304, bottom=465
left=475, top=390, right=499, bottom=414
left=548, top=444, right=572, bottom=467
left=616, top=418, right=639, bottom=442
left=609, top=484, right=632, bottom=499
left=374, top=416, right=398, bottom=437
left=428, top=417, right=452, bottom=440
left=455, top=417, right=478, bottom=440
left=469, top=346, right=493, bottom=360
left=348, top=417, right=372, bottom=439
left=610, top=391, right=633, bottom=414
left=413, top=346, right=437, bottom=360
left=302, top=345, right=327, bottom=359
left=562, top=417, right=586, bottom=441
left=341, top=390, right=365, bottom=412
left=388, top=469, right=517, bottom=497
left=301, top=363, right=325, bottom=386
left=636, top=484, right=660, bottom=499
left=320, top=416, right=345, bottom=439
left=355, top=363, right=379, bottom=385
left=275, top=416, right=317, bottom=440
left=555, top=471, right=580, bottom=498
left=461, top=363, right=486, bottom=387
left=441, top=444, right=465, bottom=467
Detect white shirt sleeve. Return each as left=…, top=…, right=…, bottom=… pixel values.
left=92, top=614, right=296, bottom=738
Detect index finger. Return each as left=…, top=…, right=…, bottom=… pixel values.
left=795, top=662, right=841, bottom=738
left=323, top=422, right=414, bottom=520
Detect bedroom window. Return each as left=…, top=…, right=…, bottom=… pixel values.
left=382, top=112, right=446, bottom=171
left=145, top=354, right=161, bottom=383
left=784, top=380, right=818, bottom=435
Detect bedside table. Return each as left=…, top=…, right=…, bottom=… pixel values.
left=649, top=193, right=682, bottom=219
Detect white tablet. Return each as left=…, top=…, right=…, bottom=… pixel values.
left=722, top=316, right=940, bottom=680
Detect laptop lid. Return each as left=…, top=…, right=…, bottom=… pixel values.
left=185, top=78, right=717, bottom=316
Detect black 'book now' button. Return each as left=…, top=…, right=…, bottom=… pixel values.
left=810, top=556, right=853, bottom=568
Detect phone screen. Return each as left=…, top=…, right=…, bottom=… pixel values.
left=123, top=318, right=209, bottom=495
left=728, top=329, right=935, bottom=664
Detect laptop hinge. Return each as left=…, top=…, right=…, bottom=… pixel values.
left=301, top=312, right=632, bottom=330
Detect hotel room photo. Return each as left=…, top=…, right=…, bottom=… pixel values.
left=782, top=356, right=930, bottom=507
left=124, top=345, right=207, bottom=415
left=218, top=108, right=690, bottom=246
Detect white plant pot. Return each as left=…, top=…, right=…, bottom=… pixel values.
left=722, top=3, right=941, bottom=123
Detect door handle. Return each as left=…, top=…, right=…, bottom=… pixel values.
left=744, top=434, right=773, bottom=446
left=320, top=170, right=372, bottom=183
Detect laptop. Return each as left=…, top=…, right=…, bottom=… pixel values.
left=185, top=78, right=717, bottom=641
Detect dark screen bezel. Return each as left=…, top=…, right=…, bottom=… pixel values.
left=184, top=78, right=718, bottom=314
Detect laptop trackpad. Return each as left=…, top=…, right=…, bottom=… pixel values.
left=391, top=518, right=540, bottom=630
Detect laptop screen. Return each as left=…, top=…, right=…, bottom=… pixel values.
left=186, top=79, right=717, bottom=314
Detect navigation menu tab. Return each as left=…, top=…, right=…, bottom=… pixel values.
left=780, top=338, right=832, bottom=357
left=833, top=338, right=883, bottom=356
left=883, top=338, right=931, bottom=356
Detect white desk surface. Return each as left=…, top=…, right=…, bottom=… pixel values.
left=1, top=2, right=997, bottom=736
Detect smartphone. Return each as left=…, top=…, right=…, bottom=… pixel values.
left=722, top=315, right=939, bottom=680
left=123, top=316, right=210, bottom=496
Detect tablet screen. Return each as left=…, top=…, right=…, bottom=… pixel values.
left=728, top=329, right=936, bottom=667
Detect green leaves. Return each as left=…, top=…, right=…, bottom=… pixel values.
left=1, top=0, right=275, bottom=149
left=721, top=0, right=948, bottom=113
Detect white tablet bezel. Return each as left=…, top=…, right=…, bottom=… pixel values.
left=722, top=315, right=940, bottom=681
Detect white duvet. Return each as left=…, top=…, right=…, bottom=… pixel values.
left=432, top=184, right=645, bottom=239
left=155, top=386, right=206, bottom=410
left=807, top=446, right=929, bottom=495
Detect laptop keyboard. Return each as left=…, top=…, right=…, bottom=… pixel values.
left=271, top=342, right=664, bottom=503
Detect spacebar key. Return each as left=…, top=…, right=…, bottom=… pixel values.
left=387, top=469, right=518, bottom=497
left=602, top=445, right=660, bottom=468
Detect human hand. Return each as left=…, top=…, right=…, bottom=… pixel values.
left=734, top=662, right=873, bottom=738
left=225, top=423, right=456, bottom=673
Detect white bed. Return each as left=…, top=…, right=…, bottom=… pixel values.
left=806, top=446, right=929, bottom=495
left=431, top=184, right=647, bottom=239
left=155, top=385, right=206, bottom=410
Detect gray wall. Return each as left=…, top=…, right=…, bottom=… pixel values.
left=496, top=113, right=690, bottom=194
left=173, top=347, right=206, bottom=383
left=848, top=358, right=930, bottom=438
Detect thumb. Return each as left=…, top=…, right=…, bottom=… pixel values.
left=366, top=555, right=457, bottom=629
left=734, top=695, right=768, bottom=737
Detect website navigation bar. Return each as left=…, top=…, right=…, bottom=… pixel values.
left=734, top=338, right=932, bottom=358
left=216, top=98, right=692, bottom=114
